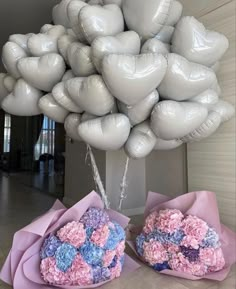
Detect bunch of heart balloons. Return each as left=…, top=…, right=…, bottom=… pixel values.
left=0, top=0, right=235, bottom=159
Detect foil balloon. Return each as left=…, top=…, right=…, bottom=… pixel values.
left=64, top=113, right=82, bottom=141
left=17, top=53, right=66, bottom=92
left=154, top=138, right=183, bottom=150
left=172, top=16, right=229, bottom=67
left=39, top=93, right=69, bottom=123
left=102, top=53, right=167, bottom=105
left=1, top=79, right=42, bottom=116
left=66, top=75, right=115, bottom=116
left=151, top=101, right=208, bottom=140
left=78, top=113, right=131, bottom=150
left=125, top=121, right=157, bottom=159
left=9, top=33, right=33, bottom=55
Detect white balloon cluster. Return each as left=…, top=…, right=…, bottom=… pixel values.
left=0, top=0, right=235, bottom=159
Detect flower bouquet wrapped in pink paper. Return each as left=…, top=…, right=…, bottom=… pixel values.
left=0, top=191, right=140, bottom=288
left=128, top=191, right=236, bottom=281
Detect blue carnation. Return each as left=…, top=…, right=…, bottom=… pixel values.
left=113, top=222, right=126, bottom=241
left=92, top=267, right=111, bottom=284
left=153, top=261, right=171, bottom=272
left=40, top=235, right=62, bottom=259
left=79, top=242, right=104, bottom=266
left=86, top=227, right=94, bottom=239
left=136, top=233, right=146, bottom=256
left=201, top=228, right=220, bottom=248
left=168, top=230, right=185, bottom=245
left=105, top=228, right=120, bottom=250
left=55, top=243, right=77, bottom=272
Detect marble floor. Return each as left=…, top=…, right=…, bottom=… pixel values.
left=0, top=173, right=235, bottom=289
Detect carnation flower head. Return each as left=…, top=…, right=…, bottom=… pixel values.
left=156, top=209, right=184, bottom=234
left=181, top=215, right=208, bottom=243
left=80, top=207, right=109, bottom=229
left=143, top=240, right=169, bottom=265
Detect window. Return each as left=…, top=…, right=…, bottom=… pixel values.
left=3, top=114, right=11, bottom=153
left=34, top=116, right=55, bottom=160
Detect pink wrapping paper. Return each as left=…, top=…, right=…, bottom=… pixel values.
left=128, top=191, right=236, bottom=281
left=0, top=191, right=140, bottom=288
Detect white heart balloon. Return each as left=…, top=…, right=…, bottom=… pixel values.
left=87, top=0, right=104, bottom=4
left=155, top=25, right=175, bottom=44
left=159, top=53, right=219, bottom=101
left=64, top=113, right=82, bottom=141
left=181, top=111, right=222, bottom=143
left=67, top=28, right=77, bottom=38
left=172, top=17, right=229, bottom=67
left=78, top=113, right=131, bottom=150
left=2, top=42, right=28, bottom=79
left=0, top=73, right=10, bottom=102
left=118, top=90, right=159, bottom=126
left=62, top=70, right=75, bottom=81
left=58, top=34, right=76, bottom=63
left=154, top=138, right=183, bottom=150
left=122, top=0, right=173, bottom=41
left=91, top=31, right=141, bottom=72
left=9, top=34, right=33, bottom=54
left=38, top=93, right=69, bottom=123
left=210, top=100, right=235, bottom=123
left=190, top=89, right=219, bottom=109
left=1, top=79, right=42, bottom=116
left=125, top=121, right=157, bottom=159
left=3, top=74, right=16, bottom=93
left=103, top=0, right=123, bottom=6
left=102, top=53, right=167, bottom=105
left=66, top=75, right=115, bottom=116
left=141, top=38, right=170, bottom=55
left=67, top=0, right=88, bottom=42
left=79, top=4, right=124, bottom=43
left=52, top=0, right=72, bottom=28
left=40, top=24, right=54, bottom=33
left=166, top=0, right=183, bottom=26
left=28, top=25, right=66, bottom=56
left=17, top=53, right=66, bottom=92
left=52, top=81, right=83, bottom=113
left=67, top=42, right=97, bottom=77
left=81, top=112, right=97, bottom=122
left=151, top=100, right=208, bottom=140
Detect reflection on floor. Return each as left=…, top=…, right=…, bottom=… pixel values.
left=0, top=174, right=235, bottom=289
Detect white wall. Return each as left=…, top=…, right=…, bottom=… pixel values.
left=0, top=0, right=59, bottom=70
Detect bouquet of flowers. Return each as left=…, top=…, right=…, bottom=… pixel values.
left=0, top=191, right=140, bottom=288
left=128, top=191, right=236, bottom=281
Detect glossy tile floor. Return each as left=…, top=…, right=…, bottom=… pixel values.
left=0, top=173, right=235, bottom=289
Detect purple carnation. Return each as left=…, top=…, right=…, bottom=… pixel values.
left=92, top=267, right=111, bottom=284
left=80, top=207, right=109, bottom=229
left=40, top=235, right=62, bottom=259
left=180, top=246, right=200, bottom=262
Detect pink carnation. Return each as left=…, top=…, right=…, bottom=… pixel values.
left=91, top=225, right=109, bottom=247
left=40, top=257, right=70, bottom=285
left=116, top=240, right=125, bottom=258
left=181, top=235, right=200, bottom=250
left=103, top=250, right=116, bottom=267
left=199, top=248, right=225, bottom=271
left=57, top=221, right=86, bottom=248
left=143, top=211, right=158, bottom=234
left=66, top=254, right=92, bottom=286
left=169, top=253, right=207, bottom=277
left=110, top=262, right=122, bottom=279
left=143, top=240, right=169, bottom=265
left=181, top=215, right=208, bottom=244
left=165, top=244, right=180, bottom=255
left=156, top=209, right=184, bottom=234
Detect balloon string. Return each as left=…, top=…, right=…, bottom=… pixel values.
left=118, top=157, right=130, bottom=211
left=86, top=144, right=110, bottom=209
